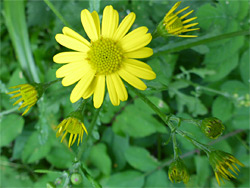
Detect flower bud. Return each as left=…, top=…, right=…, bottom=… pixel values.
left=155, top=1, right=199, bottom=38
left=71, top=173, right=83, bottom=185
left=168, top=158, right=189, bottom=184
left=208, top=150, right=244, bottom=186
left=7, top=83, right=45, bottom=116
left=200, top=117, right=225, bottom=139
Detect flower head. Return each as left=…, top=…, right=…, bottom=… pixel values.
left=200, top=117, right=225, bottom=139
left=54, top=5, right=156, bottom=108
left=56, top=115, right=88, bottom=147
left=159, top=1, right=199, bottom=37
left=7, top=84, right=39, bottom=115
left=208, top=150, right=244, bottom=186
left=168, top=158, right=190, bottom=184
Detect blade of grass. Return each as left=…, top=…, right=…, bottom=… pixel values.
left=3, top=0, right=40, bottom=82
left=43, top=0, right=70, bottom=27
left=154, top=30, right=249, bottom=55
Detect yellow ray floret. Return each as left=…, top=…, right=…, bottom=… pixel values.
left=7, top=84, right=38, bottom=116
left=164, top=1, right=199, bottom=37
left=56, top=117, right=88, bottom=148
left=53, top=5, right=156, bottom=108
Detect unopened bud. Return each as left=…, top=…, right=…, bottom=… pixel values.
left=71, top=173, right=83, bottom=185
left=168, top=158, right=189, bottom=184
left=200, top=117, right=225, bottom=139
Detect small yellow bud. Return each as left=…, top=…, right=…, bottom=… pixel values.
left=168, top=158, right=190, bottom=184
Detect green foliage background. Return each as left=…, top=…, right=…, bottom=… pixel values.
left=0, top=0, right=249, bottom=187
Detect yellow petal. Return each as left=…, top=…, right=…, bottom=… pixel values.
left=70, top=71, right=95, bottom=103
left=55, top=34, right=89, bottom=52
left=165, top=1, right=181, bottom=18
left=106, top=75, right=120, bottom=106
left=62, top=27, right=90, bottom=47
left=113, top=12, right=136, bottom=41
left=118, top=68, right=147, bottom=90
left=120, top=27, right=152, bottom=52
left=91, top=11, right=100, bottom=38
left=124, top=47, right=153, bottom=59
left=123, top=62, right=156, bottom=80
left=81, top=9, right=99, bottom=41
left=101, top=5, right=118, bottom=38
left=62, top=64, right=91, bottom=86
left=110, top=73, right=128, bottom=101
left=53, top=52, right=87, bottom=64
left=123, top=58, right=152, bottom=70
left=56, top=61, right=87, bottom=78
left=93, top=75, right=105, bottom=108
left=82, top=76, right=97, bottom=99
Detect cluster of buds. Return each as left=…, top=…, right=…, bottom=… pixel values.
left=233, top=93, right=250, bottom=107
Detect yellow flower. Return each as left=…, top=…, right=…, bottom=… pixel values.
left=56, top=117, right=88, bottom=147
left=163, top=1, right=199, bottom=37
left=7, top=84, right=38, bottom=116
left=168, top=158, right=190, bottom=184
left=54, top=5, right=156, bottom=108
left=208, top=150, right=245, bottom=186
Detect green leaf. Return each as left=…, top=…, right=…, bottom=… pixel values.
left=103, top=170, right=144, bottom=188
left=102, top=127, right=129, bottom=170
left=89, top=143, right=112, bottom=175
left=221, top=80, right=248, bottom=96
left=125, top=146, right=159, bottom=172
left=194, top=156, right=210, bottom=187
left=46, top=145, right=74, bottom=169
left=3, top=0, right=39, bottom=82
left=239, top=50, right=250, bottom=85
left=144, top=170, right=170, bottom=187
left=232, top=106, right=250, bottom=130
left=89, top=0, right=100, bottom=12
left=22, top=131, right=52, bottom=163
left=212, top=96, right=233, bottom=122
left=0, top=114, right=24, bottom=147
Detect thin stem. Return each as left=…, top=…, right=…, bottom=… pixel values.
left=76, top=108, right=101, bottom=161
left=43, top=0, right=71, bottom=27
left=128, top=85, right=174, bottom=130
left=172, top=132, right=178, bottom=160
left=0, top=107, right=18, bottom=117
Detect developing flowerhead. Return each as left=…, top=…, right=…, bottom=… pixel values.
left=56, top=112, right=88, bottom=147
left=157, top=1, right=199, bottom=38
left=7, top=84, right=40, bottom=116
left=200, top=117, right=225, bottom=139
left=208, top=150, right=244, bottom=186
left=168, top=158, right=190, bottom=184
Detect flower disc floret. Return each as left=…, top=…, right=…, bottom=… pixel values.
left=7, top=84, right=38, bottom=116
left=56, top=117, right=88, bottom=147
left=87, top=38, right=123, bottom=74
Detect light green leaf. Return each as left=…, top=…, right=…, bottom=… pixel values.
left=0, top=114, right=24, bottom=147
left=103, top=170, right=144, bottom=188
left=125, top=146, right=159, bottom=172
left=239, top=50, right=250, bottom=85
left=89, top=143, right=112, bottom=176
left=212, top=96, right=233, bottom=122
left=195, top=156, right=210, bottom=187
left=144, top=170, right=170, bottom=187
left=22, top=131, right=52, bottom=163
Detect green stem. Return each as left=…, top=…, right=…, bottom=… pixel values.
left=154, top=29, right=249, bottom=55
left=43, top=0, right=71, bottom=27
left=176, top=129, right=211, bottom=154
left=172, top=132, right=178, bottom=160
left=76, top=108, right=101, bottom=161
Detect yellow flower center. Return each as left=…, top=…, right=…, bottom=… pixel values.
left=87, top=38, right=123, bottom=74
